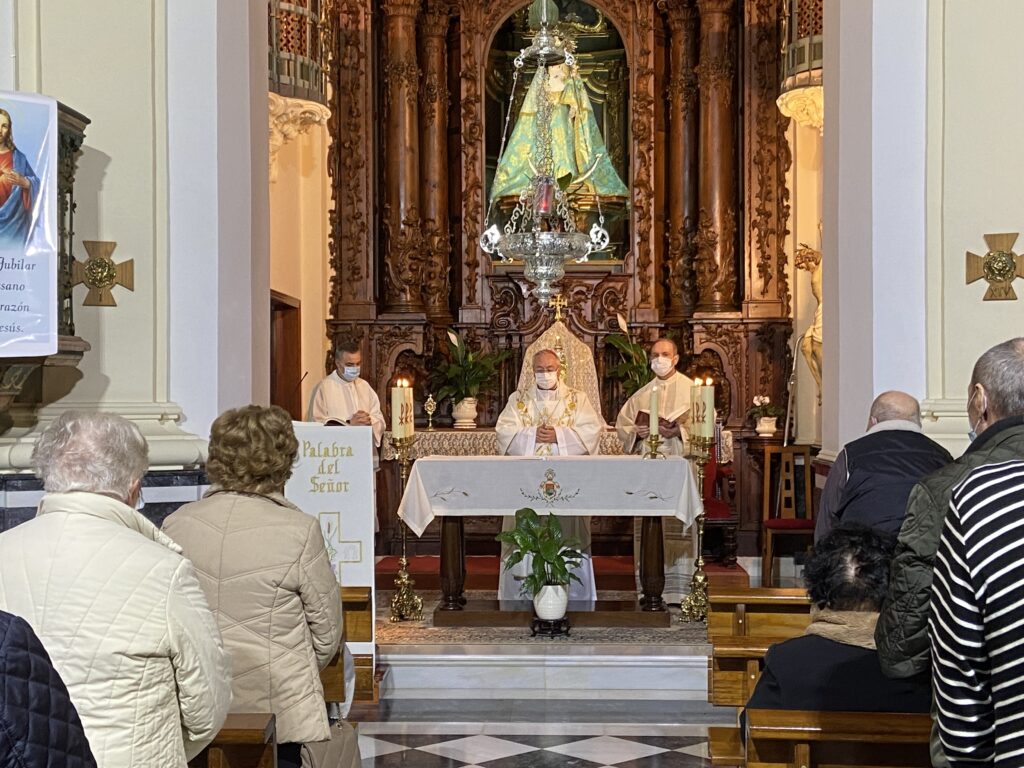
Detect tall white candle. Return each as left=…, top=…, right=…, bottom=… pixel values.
left=390, top=379, right=415, bottom=439
left=649, top=383, right=659, bottom=433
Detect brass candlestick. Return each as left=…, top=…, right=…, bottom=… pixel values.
left=642, top=431, right=665, bottom=460
left=390, top=434, right=423, bottom=622
left=680, top=435, right=713, bottom=623
left=424, top=394, right=437, bottom=431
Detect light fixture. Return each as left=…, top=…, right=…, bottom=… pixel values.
left=479, top=0, right=611, bottom=306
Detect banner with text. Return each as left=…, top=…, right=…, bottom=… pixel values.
left=285, top=422, right=376, bottom=656
left=0, top=91, right=58, bottom=357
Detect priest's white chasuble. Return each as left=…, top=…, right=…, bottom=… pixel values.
left=307, top=372, right=386, bottom=448
left=495, top=383, right=602, bottom=601
left=616, top=370, right=698, bottom=602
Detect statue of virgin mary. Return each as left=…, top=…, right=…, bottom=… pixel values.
left=489, top=62, right=629, bottom=203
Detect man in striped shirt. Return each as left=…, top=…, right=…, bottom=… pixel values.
left=931, top=459, right=1024, bottom=766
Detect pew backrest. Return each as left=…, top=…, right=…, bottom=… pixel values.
left=708, top=635, right=774, bottom=707
left=745, top=709, right=932, bottom=768
left=188, top=713, right=276, bottom=768
left=707, top=587, right=811, bottom=639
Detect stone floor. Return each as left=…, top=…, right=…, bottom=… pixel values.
left=353, top=699, right=735, bottom=767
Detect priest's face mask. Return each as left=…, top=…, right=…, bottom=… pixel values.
left=533, top=351, right=561, bottom=390
left=649, top=339, right=679, bottom=379
left=336, top=350, right=362, bottom=382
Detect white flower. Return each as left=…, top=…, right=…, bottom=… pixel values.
left=752, top=395, right=766, bottom=407
left=616, top=312, right=629, bottom=334
left=761, top=396, right=771, bottom=405
left=447, top=329, right=460, bottom=347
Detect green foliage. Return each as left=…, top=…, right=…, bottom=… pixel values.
left=430, top=329, right=510, bottom=405
left=495, top=508, right=584, bottom=598
left=605, top=332, right=653, bottom=398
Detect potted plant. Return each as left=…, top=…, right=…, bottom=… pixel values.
left=495, top=507, right=584, bottom=620
left=605, top=312, right=654, bottom=398
left=747, top=395, right=786, bottom=436
left=431, top=329, right=509, bottom=429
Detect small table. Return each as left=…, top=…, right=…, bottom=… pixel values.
left=398, top=455, right=703, bottom=625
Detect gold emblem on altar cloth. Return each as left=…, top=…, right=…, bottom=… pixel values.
left=966, top=233, right=1024, bottom=301
left=521, top=468, right=580, bottom=506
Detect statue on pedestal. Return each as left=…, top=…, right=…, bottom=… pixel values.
left=795, top=244, right=823, bottom=404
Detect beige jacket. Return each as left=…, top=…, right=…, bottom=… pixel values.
left=163, top=489, right=343, bottom=745
left=0, top=492, right=232, bottom=767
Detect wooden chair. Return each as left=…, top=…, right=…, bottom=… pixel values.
left=707, top=585, right=812, bottom=639
left=703, top=443, right=739, bottom=567
left=188, top=713, right=276, bottom=768
left=761, top=445, right=814, bottom=587
left=744, top=709, right=932, bottom=768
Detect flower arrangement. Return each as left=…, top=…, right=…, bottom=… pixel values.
left=605, top=312, right=655, bottom=398
left=430, top=329, right=510, bottom=405
left=747, top=395, right=785, bottom=421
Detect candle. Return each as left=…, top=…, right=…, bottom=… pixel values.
left=701, top=378, right=716, bottom=439
left=690, top=377, right=716, bottom=440
left=649, top=383, right=659, bottom=435
left=391, top=379, right=415, bottom=439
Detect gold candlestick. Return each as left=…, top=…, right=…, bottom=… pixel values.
left=390, top=434, right=423, bottom=622
left=642, top=431, right=665, bottom=460
left=680, top=435, right=713, bottom=623
left=424, top=393, right=437, bottom=431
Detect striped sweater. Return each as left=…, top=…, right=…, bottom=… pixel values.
left=930, top=459, right=1024, bottom=767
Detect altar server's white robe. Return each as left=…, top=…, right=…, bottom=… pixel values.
left=615, top=370, right=698, bottom=603
left=307, top=371, right=385, bottom=449
left=495, top=383, right=602, bottom=601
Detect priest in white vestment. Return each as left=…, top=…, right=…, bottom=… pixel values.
left=615, top=338, right=697, bottom=602
left=308, top=336, right=385, bottom=461
left=495, top=349, right=603, bottom=601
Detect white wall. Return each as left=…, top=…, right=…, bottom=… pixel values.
left=0, top=0, right=270, bottom=468
left=821, top=0, right=928, bottom=457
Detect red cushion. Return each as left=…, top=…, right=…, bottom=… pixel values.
left=703, top=498, right=734, bottom=520
left=764, top=517, right=815, bottom=530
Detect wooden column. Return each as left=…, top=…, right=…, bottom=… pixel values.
left=695, top=0, right=738, bottom=313
left=661, top=0, right=700, bottom=321
left=382, top=0, right=424, bottom=314
left=419, top=0, right=453, bottom=323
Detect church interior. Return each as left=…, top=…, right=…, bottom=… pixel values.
left=2, top=0, right=1024, bottom=766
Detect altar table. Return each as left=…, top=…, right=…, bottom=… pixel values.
left=398, top=455, right=703, bottom=616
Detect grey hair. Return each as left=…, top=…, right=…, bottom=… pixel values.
left=869, top=391, right=922, bottom=427
left=971, top=338, right=1024, bottom=420
left=32, top=411, right=149, bottom=497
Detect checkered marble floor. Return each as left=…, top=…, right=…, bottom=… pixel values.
left=358, top=732, right=710, bottom=767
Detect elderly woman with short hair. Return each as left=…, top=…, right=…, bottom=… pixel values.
left=0, top=411, right=232, bottom=767
left=163, top=405, right=346, bottom=768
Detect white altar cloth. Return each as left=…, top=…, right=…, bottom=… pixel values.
left=398, top=455, right=704, bottom=537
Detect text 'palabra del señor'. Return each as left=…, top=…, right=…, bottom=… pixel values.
left=302, top=440, right=354, bottom=458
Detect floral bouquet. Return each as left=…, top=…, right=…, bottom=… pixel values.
left=746, top=395, right=785, bottom=421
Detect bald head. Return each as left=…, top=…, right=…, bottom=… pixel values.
left=868, top=391, right=921, bottom=429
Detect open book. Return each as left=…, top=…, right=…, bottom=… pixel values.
left=323, top=418, right=348, bottom=427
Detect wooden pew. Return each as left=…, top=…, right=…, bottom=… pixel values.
left=708, top=635, right=774, bottom=707
left=320, top=586, right=380, bottom=703
left=744, top=710, right=932, bottom=768
left=709, top=726, right=744, bottom=767
left=188, top=713, right=276, bottom=768
left=708, top=586, right=812, bottom=639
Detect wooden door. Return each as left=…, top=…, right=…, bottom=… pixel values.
left=270, top=291, right=302, bottom=419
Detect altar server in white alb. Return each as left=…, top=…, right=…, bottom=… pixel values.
left=308, top=334, right=385, bottom=455
left=495, top=348, right=603, bottom=601
left=616, top=338, right=694, bottom=456
left=615, top=337, right=696, bottom=601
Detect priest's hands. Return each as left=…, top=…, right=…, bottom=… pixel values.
left=635, top=423, right=651, bottom=439
left=536, top=425, right=558, bottom=444
left=350, top=410, right=372, bottom=426
left=659, top=419, right=682, bottom=439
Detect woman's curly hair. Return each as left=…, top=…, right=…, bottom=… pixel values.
left=206, top=405, right=299, bottom=494
left=804, top=524, right=895, bottom=611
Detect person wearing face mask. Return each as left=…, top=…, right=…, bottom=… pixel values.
left=615, top=338, right=696, bottom=601
left=307, top=333, right=385, bottom=463
left=875, top=337, right=1024, bottom=768
left=495, top=349, right=603, bottom=601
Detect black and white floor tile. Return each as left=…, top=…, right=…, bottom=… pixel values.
left=358, top=732, right=709, bottom=767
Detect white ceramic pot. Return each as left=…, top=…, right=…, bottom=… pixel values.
left=452, top=397, right=479, bottom=429
left=533, top=584, right=569, bottom=621
left=756, top=416, right=778, bottom=436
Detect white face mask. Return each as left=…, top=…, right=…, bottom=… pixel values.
left=651, top=357, right=675, bottom=378
left=535, top=371, right=558, bottom=390
left=340, top=365, right=360, bottom=382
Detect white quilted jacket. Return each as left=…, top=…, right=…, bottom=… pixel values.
left=0, top=492, right=232, bottom=767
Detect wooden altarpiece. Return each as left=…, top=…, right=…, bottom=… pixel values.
left=324, top=0, right=794, bottom=558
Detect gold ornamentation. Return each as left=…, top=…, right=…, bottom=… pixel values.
left=966, top=233, right=1024, bottom=301
left=549, top=294, right=568, bottom=323
left=71, top=241, right=134, bottom=307
left=390, top=434, right=423, bottom=622
left=424, top=393, right=437, bottom=430
left=679, top=434, right=713, bottom=623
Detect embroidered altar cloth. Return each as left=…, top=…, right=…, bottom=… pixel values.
left=398, top=455, right=703, bottom=537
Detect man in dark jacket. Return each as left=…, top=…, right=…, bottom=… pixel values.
left=815, top=391, right=952, bottom=543
left=876, top=337, right=1024, bottom=765
left=0, top=610, right=95, bottom=768
left=747, top=526, right=931, bottom=715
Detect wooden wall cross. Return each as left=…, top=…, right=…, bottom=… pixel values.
left=71, top=240, right=135, bottom=307
left=966, top=232, right=1024, bottom=301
